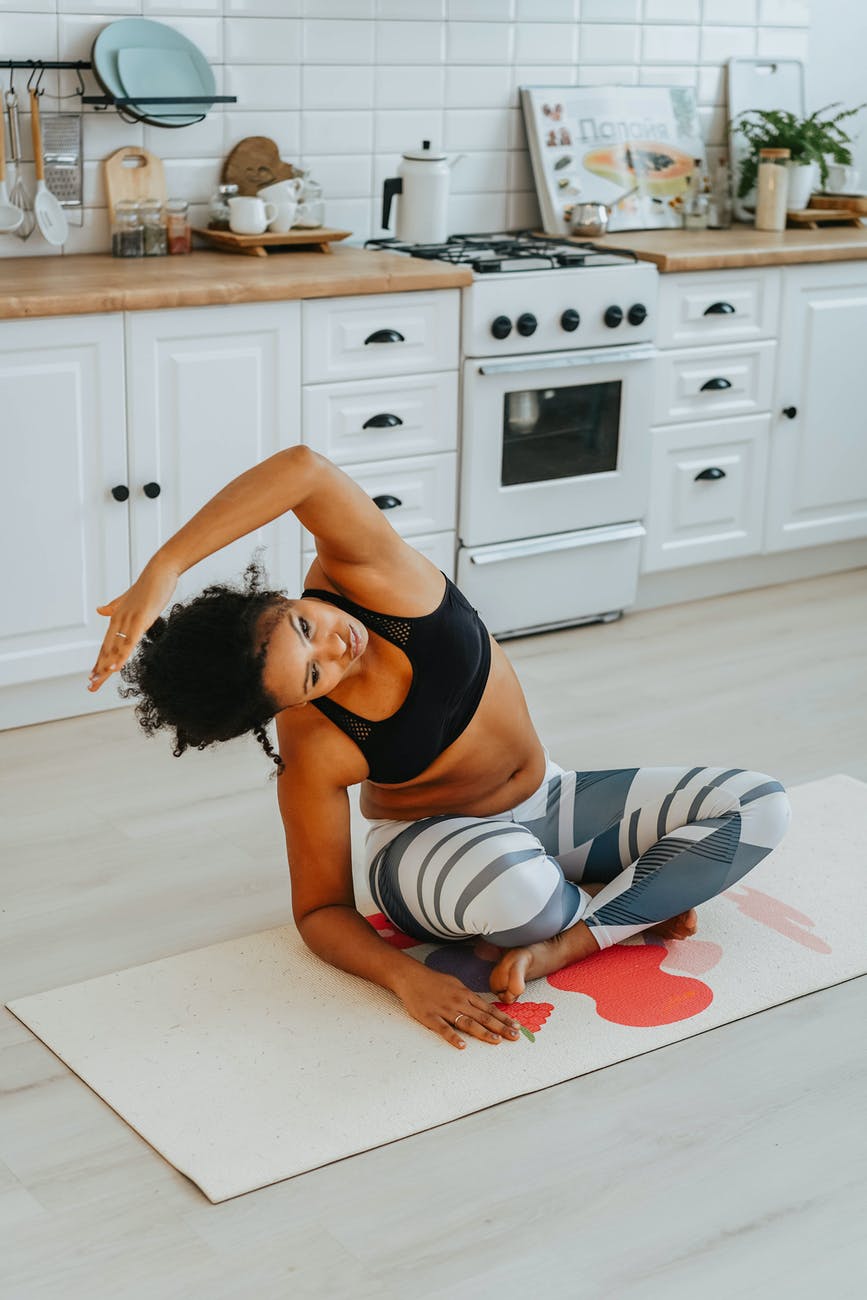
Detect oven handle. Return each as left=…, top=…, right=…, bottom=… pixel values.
left=468, top=522, right=646, bottom=565
left=477, top=343, right=656, bottom=376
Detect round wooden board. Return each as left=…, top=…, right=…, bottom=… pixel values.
left=221, top=137, right=298, bottom=196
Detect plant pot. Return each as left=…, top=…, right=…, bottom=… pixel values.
left=786, top=160, right=819, bottom=211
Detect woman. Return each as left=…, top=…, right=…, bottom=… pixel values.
left=89, top=445, right=791, bottom=1052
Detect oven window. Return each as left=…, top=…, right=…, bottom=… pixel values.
left=501, top=381, right=621, bottom=486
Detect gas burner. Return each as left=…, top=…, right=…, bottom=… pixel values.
left=365, top=230, right=638, bottom=273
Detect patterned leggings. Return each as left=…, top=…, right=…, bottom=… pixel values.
left=364, top=758, right=792, bottom=951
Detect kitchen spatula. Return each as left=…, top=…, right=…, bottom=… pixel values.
left=29, top=88, right=69, bottom=246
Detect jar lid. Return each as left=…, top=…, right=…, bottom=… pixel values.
left=759, top=148, right=791, bottom=158
left=218, top=183, right=239, bottom=196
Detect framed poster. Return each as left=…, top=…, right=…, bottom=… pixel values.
left=520, top=85, right=705, bottom=234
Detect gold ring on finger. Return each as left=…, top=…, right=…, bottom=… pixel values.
left=115, top=632, right=129, bottom=639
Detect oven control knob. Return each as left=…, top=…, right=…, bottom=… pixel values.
left=560, top=308, right=581, bottom=332
left=627, top=303, right=648, bottom=325
left=491, top=315, right=513, bottom=339
left=604, top=305, right=624, bottom=328
left=516, top=312, right=538, bottom=336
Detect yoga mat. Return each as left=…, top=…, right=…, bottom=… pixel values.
left=6, top=774, right=866, bottom=1203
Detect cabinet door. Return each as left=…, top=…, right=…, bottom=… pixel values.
left=767, top=263, right=867, bottom=551
left=126, top=303, right=302, bottom=601
left=0, top=315, right=128, bottom=690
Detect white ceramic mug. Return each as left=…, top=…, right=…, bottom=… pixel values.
left=258, top=179, right=303, bottom=204
left=266, top=200, right=298, bottom=233
left=826, top=163, right=860, bottom=194
left=228, top=195, right=277, bottom=235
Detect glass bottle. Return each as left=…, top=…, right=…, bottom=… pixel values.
left=140, top=198, right=167, bottom=256
left=208, top=183, right=238, bottom=231
left=682, top=158, right=709, bottom=230
left=166, top=198, right=192, bottom=254
left=755, top=148, right=790, bottom=231
left=111, top=200, right=144, bottom=258
left=708, top=156, right=733, bottom=229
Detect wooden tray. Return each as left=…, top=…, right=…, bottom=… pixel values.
left=811, top=192, right=867, bottom=215
left=192, top=226, right=351, bottom=257
left=786, top=207, right=862, bottom=229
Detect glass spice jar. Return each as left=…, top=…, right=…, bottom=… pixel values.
left=111, top=200, right=144, bottom=258
left=208, top=183, right=238, bottom=230
left=140, top=198, right=167, bottom=256
left=166, top=197, right=192, bottom=254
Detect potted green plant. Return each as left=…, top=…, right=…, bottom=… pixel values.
left=732, top=102, right=866, bottom=211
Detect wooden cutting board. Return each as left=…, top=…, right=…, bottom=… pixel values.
left=222, top=137, right=297, bottom=196
left=104, top=147, right=167, bottom=219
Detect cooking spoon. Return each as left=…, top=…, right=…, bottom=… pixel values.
left=0, top=102, right=24, bottom=233
left=29, top=87, right=68, bottom=246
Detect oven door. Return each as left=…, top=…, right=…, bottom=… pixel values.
left=459, top=343, right=655, bottom=547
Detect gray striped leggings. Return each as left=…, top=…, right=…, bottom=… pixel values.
left=364, top=757, right=791, bottom=951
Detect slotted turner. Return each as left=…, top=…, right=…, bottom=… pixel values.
left=29, top=88, right=69, bottom=246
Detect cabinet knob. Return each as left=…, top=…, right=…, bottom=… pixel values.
left=782, top=405, right=797, bottom=419
left=700, top=376, right=733, bottom=391
left=143, top=481, right=161, bottom=499
left=373, top=493, right=402, bottom=510
left=703, top=301, right=735, bottom=315
left=111, top=484, right=130, bottom=502
left=364, top=328, right=405, bottom=344
left=694, top=467, right=726, bottom=481
left=362, top=413, right=403, bottom=428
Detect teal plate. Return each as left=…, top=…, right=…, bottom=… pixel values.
left=92, top=18, right=217, bottom=128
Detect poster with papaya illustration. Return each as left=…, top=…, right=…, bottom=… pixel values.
left=520, top=84, right=705, bottom=235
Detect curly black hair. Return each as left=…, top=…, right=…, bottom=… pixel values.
left=117, top=551, right=288, bottom=779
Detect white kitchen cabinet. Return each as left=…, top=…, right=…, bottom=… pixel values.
left=301, top=290, right=459, bottom=384
left=765, top=262, right=867, bottom=551
left=0, top=314, right=129, bottom=694
left=655, top=268, right=781, bottom=348
left=125, top=302, right=301, bottom=601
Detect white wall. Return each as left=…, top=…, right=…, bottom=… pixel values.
left=0, top=0, right=812, bottom=258
left=809, top=0, right=867, bottom=186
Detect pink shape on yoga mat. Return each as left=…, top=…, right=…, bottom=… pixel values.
left=723, top=885, right=832, bottom=953
left=644, top=934, right=724, bottom=975
left=547, top=943, right=714, bottom=1028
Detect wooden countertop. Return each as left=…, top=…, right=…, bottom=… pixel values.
left=597, top=223, right=867, bottom=272
left=0, top=245, right=473, bottom=320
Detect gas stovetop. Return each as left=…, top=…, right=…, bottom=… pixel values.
left=365, top=230, right=638, bottom=274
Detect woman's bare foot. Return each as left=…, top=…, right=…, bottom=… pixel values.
left=647, top=908, right=698, bottom=941
left=488, top=925, right=600, bottom=1003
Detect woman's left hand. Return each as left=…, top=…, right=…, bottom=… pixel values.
left=88, top=557, right=179, bottom=692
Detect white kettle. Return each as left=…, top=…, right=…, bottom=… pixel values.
left=381, top=140, right=464, bottom=245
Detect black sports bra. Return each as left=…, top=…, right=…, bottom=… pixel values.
left=302, top=575, right=492, bottom=784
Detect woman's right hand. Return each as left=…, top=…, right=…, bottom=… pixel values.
left=88, top=557, right=180, bottom=692
left=396, top=964, right=522, bottom=1051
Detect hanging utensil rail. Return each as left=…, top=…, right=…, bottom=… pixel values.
left=0, top=60, right=237, bottom=109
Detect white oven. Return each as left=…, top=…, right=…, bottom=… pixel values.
left=457, top=339, right=656, bottom=637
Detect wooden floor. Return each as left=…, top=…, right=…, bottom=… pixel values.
left=2, top=568, right=866, bottom=1299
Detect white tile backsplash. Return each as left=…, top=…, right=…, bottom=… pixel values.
left=0, top=0, right=812, bottom=256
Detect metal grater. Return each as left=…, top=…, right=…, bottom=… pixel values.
left=41, top=112, right=83, bottom=209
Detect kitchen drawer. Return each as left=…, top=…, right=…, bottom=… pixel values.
left=301, top=452, right=456, bottom=550
left=302, top=371, right=458, bottom=464
left=303, top=529, right=455, bottom=588
left=302, top=291, right=460, bottom=384
left=656, top=269, right=781, bottom=348
left=642, top=414, right=769, bottom=572
left=652, top=339, right=776, bottom=425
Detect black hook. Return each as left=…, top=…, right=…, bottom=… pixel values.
left=75, top=64, right=86, bottom=98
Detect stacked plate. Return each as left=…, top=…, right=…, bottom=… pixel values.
left=92, top=19, right=217, bottom=128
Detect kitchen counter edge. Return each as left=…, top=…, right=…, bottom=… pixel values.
left=598, top=223, right=867, bottom=272
left=0, top=246, right=474, bottom=321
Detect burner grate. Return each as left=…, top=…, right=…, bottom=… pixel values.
left=365, top=230, right=638, bottom=271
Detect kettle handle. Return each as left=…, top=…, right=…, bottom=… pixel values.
left=381, top=177, right=403, bottom=231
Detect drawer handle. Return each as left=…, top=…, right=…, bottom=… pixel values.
left=700, top=376, right=732, bottom=391
left=362, top=412, right=403, bottom=428
left=703, top=301, right=736, bottom=315
left=373, top=493, right=402, bottom=510
left=694, top=467, right=726, bottom=481
left=364, top=328, right=405, bottom=344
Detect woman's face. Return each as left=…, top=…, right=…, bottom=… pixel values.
left=258, top=595, right=368, bottom=711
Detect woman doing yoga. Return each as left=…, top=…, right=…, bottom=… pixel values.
left=88, top=446, right=791, bottom=1052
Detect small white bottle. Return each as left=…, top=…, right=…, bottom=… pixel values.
left=755, top=147, right=790, bottom=231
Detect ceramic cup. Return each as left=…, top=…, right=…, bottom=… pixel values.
left=266, top=200, right=298, bottom=233
left=826, top=163, right=860, bottom=194
left=228, top=196, right=277, bottom=235
left=258, top=179, right=303, bottom=204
